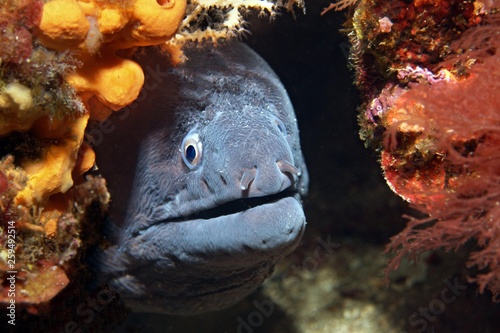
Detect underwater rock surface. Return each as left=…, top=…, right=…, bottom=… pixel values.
left=340, top=0, right=500, bottom=300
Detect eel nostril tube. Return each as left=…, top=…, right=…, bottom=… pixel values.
left=240, top=169, right=256, bottom=190
left=277, top=160, right=301, bottom=178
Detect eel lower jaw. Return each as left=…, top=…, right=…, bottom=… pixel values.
left=126, top=189, right=306, bottom=261
left=117, top=193, right=306, bottom=314
left=138, top=194, right=306, bottom=263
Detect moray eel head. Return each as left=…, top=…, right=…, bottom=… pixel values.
left=170, top=109, right=303, bottom=221
left=95, top=43, right=308, bottom=315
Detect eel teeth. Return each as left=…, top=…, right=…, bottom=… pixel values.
left=277, top=160, right=301, bottom=177
left=240, top=170, right=256, bottom=190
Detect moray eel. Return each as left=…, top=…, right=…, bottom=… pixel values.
left=93, top=42, right=308, bottom=315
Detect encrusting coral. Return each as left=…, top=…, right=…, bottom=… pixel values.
left=325, top=0, right=500, bottom=300
left=0, top=0, right=300, bottom=316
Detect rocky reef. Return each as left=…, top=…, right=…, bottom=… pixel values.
left=327, top=0, right=500, bottom=300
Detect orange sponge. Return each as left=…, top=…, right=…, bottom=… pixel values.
left=36, top=0, right=186, bottom=114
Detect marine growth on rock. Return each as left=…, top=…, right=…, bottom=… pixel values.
left=326, top=0, right=500, bottom=300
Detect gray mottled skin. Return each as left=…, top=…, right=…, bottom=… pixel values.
left=94, top=42, right=308, bottom=315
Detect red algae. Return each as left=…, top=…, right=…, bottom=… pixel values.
left=0, top=0, right=43, bottom=64
left=379, top=11, right=500, bottom=300
left=383, top=50, right=500, bottom=299
left=330, top=0, right=500, bottom=300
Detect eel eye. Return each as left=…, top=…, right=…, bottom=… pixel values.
left=273, top=116, right=287, bottom=136
left=181, top=131, right=202, bottom=169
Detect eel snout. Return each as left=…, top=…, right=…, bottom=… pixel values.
left=239, top=159, right=301, bottom=192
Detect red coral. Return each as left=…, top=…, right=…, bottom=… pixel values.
left=383, top=16, right=500, bottom=300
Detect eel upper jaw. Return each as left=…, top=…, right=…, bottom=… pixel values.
left=159, top=159, right=304, bottom=226
left=129, top=159, right=306, bottom=256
